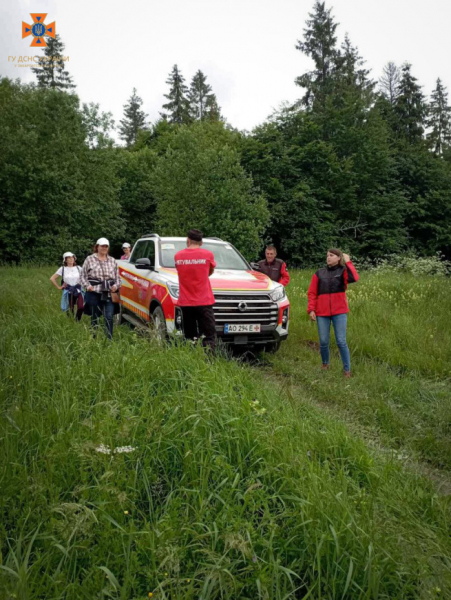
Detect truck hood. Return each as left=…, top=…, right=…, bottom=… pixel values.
left=159, top=268, right=275, bottom=291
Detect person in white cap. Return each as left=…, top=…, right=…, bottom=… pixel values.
left=121, top=243, right=131, bottom=261
left=49, top=252, right=84, bottom=320
left=80, top=238, right=122, bottom=340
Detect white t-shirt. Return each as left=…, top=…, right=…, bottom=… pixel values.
left=56, top=266, right=81, bottom=287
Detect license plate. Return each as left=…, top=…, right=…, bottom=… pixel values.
left=224, top=323, right=261, bottom=334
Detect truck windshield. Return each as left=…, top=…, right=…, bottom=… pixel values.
left=160, top=241, right=249, bottom=270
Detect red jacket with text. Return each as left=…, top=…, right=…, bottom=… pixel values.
left=307, top=261, right=359, bottom=317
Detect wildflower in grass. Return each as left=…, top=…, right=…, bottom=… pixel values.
left=252, top=555, right=258, bottom=563
left=148, top=594, right=153, bottom=598
left=114, top=445, right=137, bottom=454
left=94, top=444, right=137, bottom=455
left=187, top=579, right=191, bottom=583
left=95, top=444, right=112, bottom=454
left=124, top=510, right=129, bottom=515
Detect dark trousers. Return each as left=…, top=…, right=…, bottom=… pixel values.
left=181, top=305, right=216, bottom=351
left=85, top=292, right=115, bottom=340
left=68, top=293, right=84, bottom=321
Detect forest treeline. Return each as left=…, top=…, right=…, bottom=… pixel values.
left=1, top=1, right=451, bottom=264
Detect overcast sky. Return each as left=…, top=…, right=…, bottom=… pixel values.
left=1, top=0, right=450, bottom=137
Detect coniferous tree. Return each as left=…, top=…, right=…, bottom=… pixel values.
left=161, top=65, right=190, bottom=124
left=204, top=94, right=222, bottom=122
left=427, top=78, right=451, bottom=155
left=295, top=1, right=340, bottom=109
left=31, top=34, right=75, bottom=91
left=379, top=62, right=400, bottom=104
left=187, top=70, right=221, bottom=121
left=394, top=63, right=427, bottom=144
left=337, top=34, right=375, bottom=95
left=119, top=88, right=148, bottom=148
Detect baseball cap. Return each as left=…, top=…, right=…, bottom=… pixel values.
left=63, top=252, right=75, bottom=259
left=122, top=242, right=131, bottom=248
left=96, top=237, right=110, bottom=246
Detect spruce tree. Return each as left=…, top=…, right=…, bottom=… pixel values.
left=31, top=34, right=75, bottom=91
left=338, top=35, right=374, bottom=100
left=119, top=88, right=148, bottom=147
left=379, top=62, right=400, bottom=104
left=427, top=78, right=451, bottom=155
left=204, top=94, right=222, bottom=122
left=394, top=63, right=427, bottom=144
left=295, top=1, right=340, bottom=109
left=161, top=65, right=190, bottom=124
left=188, top=70, right=221, bottom=121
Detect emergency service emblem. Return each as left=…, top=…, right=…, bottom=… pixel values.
left=22, top=14, right=56, bottom=47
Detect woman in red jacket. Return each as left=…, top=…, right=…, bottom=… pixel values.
left=307, top=249, right=359, bottom=377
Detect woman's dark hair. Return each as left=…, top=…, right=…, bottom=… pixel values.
left=187, top=229, right=203, bottom=242
left=327, top=248, right=344, bottom=266
left=92, top=244, right=109, bottom=254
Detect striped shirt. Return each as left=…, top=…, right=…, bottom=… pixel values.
left=80, top=254, right=121, bottom=293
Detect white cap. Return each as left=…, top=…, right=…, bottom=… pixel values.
left=122, top=242, right=131, bottom=249
left=96, top=237, right=110, bottom=246
left=63, top=252, right=75, bottom=259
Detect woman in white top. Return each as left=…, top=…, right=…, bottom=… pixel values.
left=50, top=252, right=84, bottom=321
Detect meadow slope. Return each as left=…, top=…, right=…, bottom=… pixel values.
left=1, top=267, right=450, bottom=600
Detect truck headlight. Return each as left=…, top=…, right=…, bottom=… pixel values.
left=270, top=285, right=285, bottom=302
left=168, top=284, right=179, bottom=299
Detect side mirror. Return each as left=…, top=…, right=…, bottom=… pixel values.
left=135, top=258, right=153, bottom=270
left=250, top=262, right=260, bottom=271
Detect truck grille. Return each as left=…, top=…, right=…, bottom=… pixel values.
left=213, top=292, right=278, bottom=327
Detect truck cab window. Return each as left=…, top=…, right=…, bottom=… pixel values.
left=129, top=240, right=155, bottom=268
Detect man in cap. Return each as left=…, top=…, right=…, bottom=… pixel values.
left=121, top=243, right=131, bottom=261
left=174, top=229, right=217, bottom=352
left=257, top=245, right=290, bottom=286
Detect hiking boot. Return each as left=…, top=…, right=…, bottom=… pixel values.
left=344, top=371, right=352, bottom=378
left=321, top=364, right=330, bottom=371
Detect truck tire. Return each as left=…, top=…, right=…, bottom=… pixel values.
left=262, top=341, right=281, bottom=354
left=151, top=305, right=167, bottom=342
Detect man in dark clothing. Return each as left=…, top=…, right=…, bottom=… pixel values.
left=175, top=229, right=217, bottom=351
left=257, top=245, right=290, bottom=286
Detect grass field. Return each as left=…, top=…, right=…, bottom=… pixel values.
left=1, top=266, right=451, bottom=599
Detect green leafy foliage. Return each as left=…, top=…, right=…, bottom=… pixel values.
left=152, top=123, right=269, bottom=258
left=0, top=79, right=124, bottom=262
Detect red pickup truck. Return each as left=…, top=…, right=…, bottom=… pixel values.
left=117, top=234, right=290, bottom=352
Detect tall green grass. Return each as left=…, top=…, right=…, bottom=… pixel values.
left=1, top=267, right=450, bottom=599
left=272, top=270, right=451, bottom=469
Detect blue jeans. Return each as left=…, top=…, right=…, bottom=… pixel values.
left=85, top=292, right=115, bottom=340
left=316, top=313, right=351, bottom=372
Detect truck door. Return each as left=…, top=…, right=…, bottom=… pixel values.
left=121, top=240, right=156, bottom=321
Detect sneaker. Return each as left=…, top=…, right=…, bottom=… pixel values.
left=344, top=371, right=352, bottom=378
left=321, top=364, right=330, bottom=371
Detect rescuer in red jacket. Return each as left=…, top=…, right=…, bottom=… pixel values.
left=307, top=248, right=359, bottom=377
left=257, top=245, right=290, bottom=286
left=175, top=229, right=217, bottom=352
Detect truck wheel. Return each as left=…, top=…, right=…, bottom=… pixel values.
left=262, top=342, right=281, bottom=354
left=151, top=305, right=167, bottom=342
